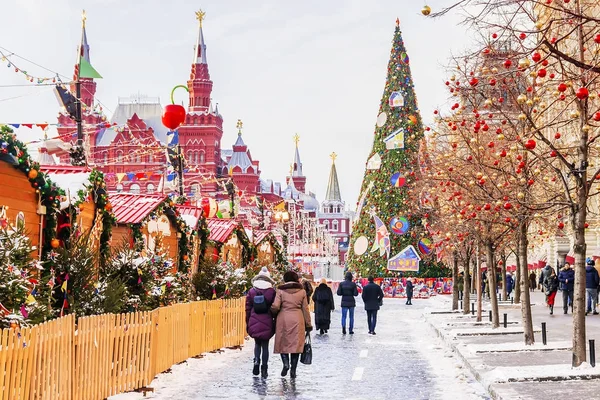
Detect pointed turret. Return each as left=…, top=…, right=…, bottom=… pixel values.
left=187, top=9, right=213, bottom=113
left=287, top=134, right=306, bottom=193
left=71, top=10, right=97, bottom=108
left=325, top=152, right=342, bottom=202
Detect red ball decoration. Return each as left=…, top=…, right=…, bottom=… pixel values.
left=469, top=77, right=479, bottom=87
left=594, top=112, right=600, bottom=122
left=519, top=32, right=527, bottom=40
left=555, top=132, right=561, bottom=139
left=537, top=69, right=547, bottom=78
left=595, top=34, right=600, bottom=44
left=576, top=87, right=589, bottom=100
left=525, top=139, right=537, bottom=150
left=484, top=203, right=491, bottom=210
left=161, top=104, right=186, bottom=130
left=503, top=59, right=512, bottom=68
left=532, top=52, right=542, bottom=63
left=558, top=222, right=565, bottom=229
left=503, top=202, right=512, bottom=210
left=550, top=150, right=557, bottom=157
left=557, top=83, right=568, bottom=92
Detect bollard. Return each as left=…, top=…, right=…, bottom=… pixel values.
left=542, top=322, right=547, bottom=345
left=460, top=301, right=463, bottom=310
left=590, top=340, right=596, bottom=368
left=471, top=303, right=475, bottom=315
left=503, top=313, right=507, bottom=328
left=511, top=297, right=514, bottom=304
left=489, top=310, right=492, bottom=322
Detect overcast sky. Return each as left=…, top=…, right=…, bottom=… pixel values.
left=0, top=0, right=472, bottom=209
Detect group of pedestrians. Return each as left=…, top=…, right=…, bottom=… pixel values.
left=245, top=268, right=312, bottom=379
left=245, top=269, right=396, bottom=379
left=538, top=259, right=600, bottom=316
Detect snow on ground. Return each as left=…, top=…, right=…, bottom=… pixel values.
left=482, top=362, right=600, bottom=385
left=465, top=341, right=572, bottom=354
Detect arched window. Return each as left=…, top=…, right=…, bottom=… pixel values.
left=190, top=183, right=201, bottom=198
left=136, top=153, right=142, bottom=163
left=199, top=150, right=205, bottom=163
left=324, top=221, right=330, bottom=230
left=332, top=220, right=339, bottom=231
left=116, top=184, right=124, bottom=193
left=148, top=152, right=154, bottom=163
left=130, top=184, right=141, bottom=194
left=102, top=152, right=108, bottom=165
left=116, top=151, right=123, bottom=163
left=128, top=151, right=135, bottom=163
left=147, top=184, right=155, bottom=194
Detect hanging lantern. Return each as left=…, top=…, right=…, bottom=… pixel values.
left=162, top=85, right=188, bottom=130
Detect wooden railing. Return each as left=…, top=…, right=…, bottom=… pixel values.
left=0, top=298, right=245, bottom=400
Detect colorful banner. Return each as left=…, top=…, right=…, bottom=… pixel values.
left=358, top=277, right=454, bottom=298
left=387, top=245, right=421, bottom=271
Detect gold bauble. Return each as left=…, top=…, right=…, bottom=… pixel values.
left=421, top=5, right=431, bottom=15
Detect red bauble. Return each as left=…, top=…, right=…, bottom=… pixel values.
left=576, top=87, right=589, bottom=100
left=595, top=34, right=600, bottom=44
left=527, top=179, right=535, bottom=186
left=537, top=68, right=547, bottom=78
left=500, top=150, right=507, bottom=157
left=555, top=132, right=561, bottom=139
left=558, top=222, right=565, bottom=229
left=525, top=139, right=537, bottom=150
left=469, top=77, right=479, bottom=86
left=550, top=150, right=557, bottom=157
left=503, top=59, right=512, bottom=68
left=484, top=203, right=491, bottom=211
left=532, top=52, right=542, bottom=62
left=492, top=33, right=498, bottom=39
left=487, top=141, right=495, bottom=148
left=519, top=32, right=526, bottom=40
left=594, top=112, right=600, bottom=122
left=557, top=83, right=567, bottom=92
left=503, top=202, right=512, bottom=210
left=585, top=222, right=590, bottom=228
left=161, top=104, right=186, bottom=130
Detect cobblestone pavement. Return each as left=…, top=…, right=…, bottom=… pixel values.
left=112, top=296, right=489, bottom=400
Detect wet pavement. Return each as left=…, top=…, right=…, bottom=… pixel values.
left=112, top=296, right=488, bottom=400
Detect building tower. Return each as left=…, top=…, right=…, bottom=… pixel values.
left=225, top=119, right=261, bottom=202
left=286, top=134, right=306, bottom=193
left=56, top=11, right=104, bottom=164
left=318, top=152, right=351, bottom=265
left=177, top=10, right=224, bottom=197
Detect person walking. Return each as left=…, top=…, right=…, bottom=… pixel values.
left=456, top=272, right=464, bottom=300
left=529, top=271, right=537, bottom=292
left=544, top=269, right=559, bottom=315
left=361, top=276, right=384, bottom=335
left=302, top=276, right=314, bottom=305
left=405, top=278, right=414, bottom=305
left=312, top=278, right=334, bottom=335
left=271, top=271, right=312, bottom=379
left=505, top=272, right=514, bottom=300
left=245, top=267, right=277, bottom=379
left=337, top=271, right=358, bottom=334
left=585, top=258, right=599, bottom=315
left=558, top=263, right=575, bottom=314
left=539, top=264, right=552, bottom=294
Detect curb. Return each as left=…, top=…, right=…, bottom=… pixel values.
left=424, top=311, right=504, bottom=400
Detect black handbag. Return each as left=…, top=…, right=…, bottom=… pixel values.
left=300, top=332, right=312, bottom=365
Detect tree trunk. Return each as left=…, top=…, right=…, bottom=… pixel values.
left=452, top=251, right=459, bottom=310
left=471, top=259, right=477, bottom=295
left=514, top=250, right=521, bottom=304
left=476, top=245, right=482, bottom=322
left=519, top=221, right=535, bottom=345
left=572, top=208, right=587, bottom=366
left=463, top=253, right=471, bottom=315
left=486, top=240, right=499, bottom=328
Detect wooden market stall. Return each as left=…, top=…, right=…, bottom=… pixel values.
left=176, top=205, right=204, bottom=274
left=205, top=219, right=253, bottom=267
left=253, top=230, right=285, bottom=265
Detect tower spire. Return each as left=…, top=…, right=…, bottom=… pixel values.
left=325, top=152, right=342, bottom=202
left=80, top=10, right=90, bottom=64
left=292, top=133, right=303, bottom=177
left=194, top=9, right=208, bottom=64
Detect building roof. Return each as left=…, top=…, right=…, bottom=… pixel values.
left=195, top=18, right=208, bottom=64
left=324, top=160, right=342, bottom=202
left=292, top=142, right=303, bottom=177
left=108, top=193, right=167, bottom=224
left=176, top=205, right=203, bottom=228
left=253, top=230, right=271, bottom=245
left=227, top=133, right=254, bottom=173
left=206, top=218, right=239, bottom=243
left=110, top=100, right=169, bottom=145
left=301, top=192, right=320, bottom=211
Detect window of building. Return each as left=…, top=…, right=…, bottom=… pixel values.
left=136, top=153, right=142, bottom=163
left=332, top=220, right=339, bottom=231
left=190, top=183, right=201, bottom=198
left=130, top=184, right=141, bottom=194
left=147, top=184, right=155, bottom=194
left=116, top=151, right=123, bottom=163
left=324, top=220, right=330, bottom=230
left=103, top=152, right=108, bottom=165
left=199, top=150, right=205, bottom=163
left=148, top=152, right=154, bottom=163
left=116, top=184, right=124, bottom=193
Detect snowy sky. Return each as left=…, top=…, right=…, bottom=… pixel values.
left=0, top=0, right=473, bottom=208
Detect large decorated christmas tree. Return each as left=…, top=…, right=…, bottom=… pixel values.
left=347, top=20, right=444, bottom=277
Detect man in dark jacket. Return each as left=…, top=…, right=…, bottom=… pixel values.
left=585, top=258, right=599, bottom=315
left=361, top=276, right=384, bottom=335
left=539, top=264, right=553, bottom=292
left=558, top=264, right=575, bottom=314
left=405, top=278, right=414, bottom=305
left=337, top=271, right=358, bottom=334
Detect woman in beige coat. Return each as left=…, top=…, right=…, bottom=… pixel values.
left=271, top=270, right=313, bottom=379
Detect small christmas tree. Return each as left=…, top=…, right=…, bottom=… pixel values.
left=0, top=224, right=52, bottom=327
left=347, top=20, right=441, bottom=277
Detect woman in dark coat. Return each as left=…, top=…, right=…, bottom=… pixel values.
left=312, top=278, right=335, bottom=335
left=405, top=278, right=414, bottom=305
left=529, top=272, right=537, bottom=291
left=245, top=267, right=276, bottom=379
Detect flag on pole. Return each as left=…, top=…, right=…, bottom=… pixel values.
left=79, top=56, right=102, bottom=79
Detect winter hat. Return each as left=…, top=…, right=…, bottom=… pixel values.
left=252, top=267, right=275, bottom=289
left=587, top=258, right=595, bottom=266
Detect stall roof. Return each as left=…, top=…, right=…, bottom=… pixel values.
left=108, top=193, right=167, bottom=224
left=253, top=230, right=271, bottom=245
left=206, top=219, right=240, bottom=243
left=176, top=205, right=203, bottom=228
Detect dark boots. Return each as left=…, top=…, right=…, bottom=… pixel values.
left=253, top=359, right=260, bottom=376
left=342, top=327, right=346, bottom=335
left=290, top=354, right=300, bottom=379
left=550, top=305, right=554, bottom=315
left=281, top=354, right=290, bottom=377
left=261, top=365, right=268, bottom=379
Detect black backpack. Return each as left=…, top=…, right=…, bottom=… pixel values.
left=253, top=290, right=269, bottom=314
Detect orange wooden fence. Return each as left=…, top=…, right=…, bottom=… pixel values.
left=0, top=298, right=245, bottom=400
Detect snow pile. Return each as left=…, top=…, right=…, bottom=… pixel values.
left=465, top=340, right=572, bottom=354
left=483, top=362, right=600, bottom=385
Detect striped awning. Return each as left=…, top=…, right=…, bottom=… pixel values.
left=206, top=219, right=239, bottom=243
left=41, top=165, right=92, bottom=174
left=176, top=205, right=203, bottom=228
left=253, top=230, right=271, bottom=245
left=109, top=193, right=167, bottom=224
